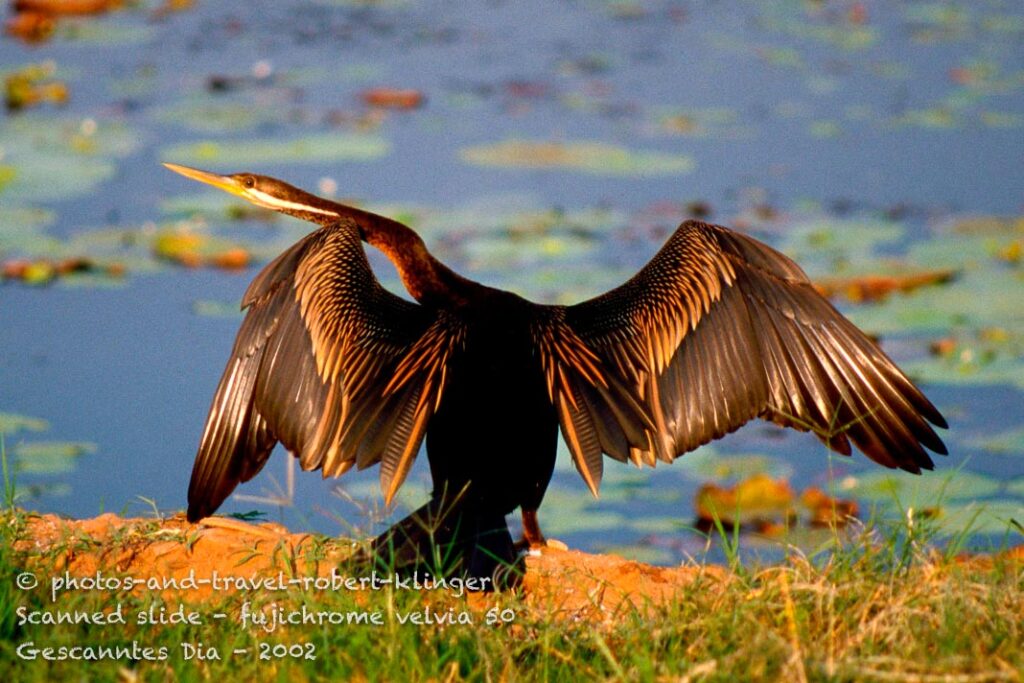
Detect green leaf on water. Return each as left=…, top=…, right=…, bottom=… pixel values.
left=966, top=428, right=1024, bottom=456
left=160, top=133, right=391, bottom=168
left=849, top=470, right=1001, bottom=504
left=192, top=300, right=244, bottom=318
left=627, top=516, right=687, bottom=534
left=154, top=98, right=290, bottom=134
left=0, top=413, right=49, bottom=435
left=847, top=269, right=1024, bottom=335
left=0, top=116, right=140, bottom=202
left=777, top=218, right=904, bottom=270
left=57, top=20, right=155, bottom=46
left=15, top=482, right=72, bottom=500
left=904, top=353, right=1024, bottom=391
left=13, top=441, right=96, bottom=475
left=460, top=139, right=695, bottom=177
left=678, top=449, right=794, bottom=482
left=935, top=500, right=1024, bottom=535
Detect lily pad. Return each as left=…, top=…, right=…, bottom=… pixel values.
left=934, top=500, right=1024, bottom=535
left=57, top=20, right=155, bottom=46
left=966, top=428, right=1024, bottom=455
left=694, top=474, right=796, bottom=526
left=776, top=218, right=904, bottom=271
left=848, top=470, right=1002, bottom=505
left=627, top=516, right=689, bottom=534
left=13, top=441, right=96, bottom=475
left=0, top=413, right=49, bottom=435
left=904, top=354, right=1024, bottom=391
left=160, top=133, right=391, bottom=168
left=678, top=449, right=795, bottom=482
left=846, top=270, right=1024, bottom=335
left=0, top=115, right=140, bottom=202
left=193, top=300, right=245, bottom=318
left=460, top=140, right=695, bottom=177
left=154, top=98, right=292, bottom=134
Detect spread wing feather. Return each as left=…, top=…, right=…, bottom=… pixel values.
left=537, top=220, right=947, bottom=494
left=187, top=219, right=462, bottom=521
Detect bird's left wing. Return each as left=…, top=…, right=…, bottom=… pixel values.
left=535, top=220, right=947, bottom=495
left=188, top=219, right=463, bottom=521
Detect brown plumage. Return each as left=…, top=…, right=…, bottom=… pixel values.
left=165, top=164, right=948, bottom=586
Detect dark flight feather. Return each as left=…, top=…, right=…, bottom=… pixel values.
left=539, top=220, right=947, bottom=493
left=186, top=219, right=463, bottom=521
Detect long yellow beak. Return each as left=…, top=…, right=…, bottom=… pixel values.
left=163, top=163, right=247, bottom=198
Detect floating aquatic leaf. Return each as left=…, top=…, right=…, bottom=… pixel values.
left=814, top=269, right=957, bottom=303
left=154, top=96, right=295, bottom=134
left=544, top=509, right=626, bottom=535
left=5, top=11, right=57, bottom=45
left=2, top=114, right=141, bottom=157
left=14, top=482, right=72, bottom=500
left=846, top=269, right=1024, bottom=335
left=4, top=62, right=67, bottom=111
left=14, top=0, right=120, bottom=16
left=809, top=120, right=841, bottom=138
left=0, top=205, right=55, bottom=232
left=0, top=155, right=115, bottom=202
left=54, top=18, right=154, bottom=45
left=777, top=218, right=904, bottom=270
left=904, top=354, right=1024, bottom=391
left=151, top=228, right=251, bottom=270
left=361, top=88, right=425, bottom=110
left=935, top=500, right=1024, bottom=535
left=460, top=140, right=694, bottom=177
left=159, top=191, right=274, bottom=221
left=460, top=232, right=596, bottom=271
left=849, top=470, right=1001, bottom=505
left=650, top=106, right=749, bottom=139
left=0, top=115, right=139, bottom=202
left=160, top=133, right=391, bottom=168
left=679, top=449, right=794, bottom=482
left=627, top=516, right=688, bottom=534
left=694, top=474, right=796, bottom=527
left=192, top=300, right=244, bottom=318
left=13, top=441, right=95, bottom=475
left=800, top=486, right=859, bottom=526
left=0, top=205, right=61, bottom=256
left=0, top=413, right=49, bottom=435
left=893, top=108, right=958, bottom=129
left=967, top=428, right=1024, bottom=456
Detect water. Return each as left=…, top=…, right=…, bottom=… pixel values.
left=2, top=1, right=1022, bottom=564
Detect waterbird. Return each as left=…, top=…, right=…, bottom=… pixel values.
left=164, top=163, right=948, bottom=586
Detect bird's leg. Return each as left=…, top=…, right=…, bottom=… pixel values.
left=361, top=490, right=522, bottom=591
left=516, top=508, right=547, bottom=550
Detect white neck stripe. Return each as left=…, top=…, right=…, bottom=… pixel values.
left=250, top=189, right=338, bottom=216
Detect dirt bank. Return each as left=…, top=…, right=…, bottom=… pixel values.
left=12, top=512, right=730, bottom=622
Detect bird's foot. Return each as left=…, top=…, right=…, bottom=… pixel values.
left=514, top=508, right=567, bottom=553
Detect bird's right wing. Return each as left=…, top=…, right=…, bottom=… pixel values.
left=535, top=220, right=947, bottom=495
left=187, top=219, right=464, bottom=521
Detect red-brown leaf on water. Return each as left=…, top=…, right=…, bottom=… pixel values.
left=813, top=269, right=957, bottom=303
left=361, top=88, right=426, bottom=110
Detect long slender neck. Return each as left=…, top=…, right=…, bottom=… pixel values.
left=278, top=190, right=478, bottom=307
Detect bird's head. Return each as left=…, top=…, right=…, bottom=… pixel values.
left=163, top=163, right=341, bottom=222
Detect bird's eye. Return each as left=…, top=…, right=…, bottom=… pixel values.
left=243, top=176, right=255, bottom=189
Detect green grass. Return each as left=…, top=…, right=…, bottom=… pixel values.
left=0, top=505, right=1021, bottom=682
